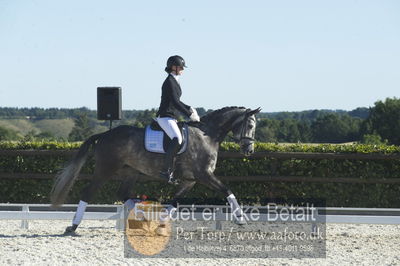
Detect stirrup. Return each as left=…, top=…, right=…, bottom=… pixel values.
left=159, top=170, right=179, bottom=185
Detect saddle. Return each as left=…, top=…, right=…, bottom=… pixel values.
left=144, top=119, right=189, bottom=154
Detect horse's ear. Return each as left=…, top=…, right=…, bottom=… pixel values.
left=248, top=107, right=262, bottom=116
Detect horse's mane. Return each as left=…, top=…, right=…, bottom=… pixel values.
left=200, top=106, right=247, bottom=123
left=185, top=106, right=248, bottom=134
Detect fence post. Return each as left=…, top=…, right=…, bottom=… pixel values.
left=215, top=207, right=223, bottom=230
left=21, top=205, right=29, bottom=229
left=115, top=205, right=125, bottom=231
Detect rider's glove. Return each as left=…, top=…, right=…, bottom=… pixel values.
left=189, top=107, right=200, bottom=122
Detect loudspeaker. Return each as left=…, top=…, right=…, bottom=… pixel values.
left=97, top=87, right=122, bottom=120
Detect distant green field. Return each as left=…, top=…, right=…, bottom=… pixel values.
left=0, top=119, right=74, bottom=138
left=0, top=118, right=117, bottom=139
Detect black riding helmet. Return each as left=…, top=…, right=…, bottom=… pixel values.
left=165, top=55, right=187, bottom=73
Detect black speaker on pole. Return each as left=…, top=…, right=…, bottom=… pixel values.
left=97, top=87, right=122, bottom=128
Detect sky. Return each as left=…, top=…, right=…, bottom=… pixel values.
left=0, top=0, right=399, bottom=112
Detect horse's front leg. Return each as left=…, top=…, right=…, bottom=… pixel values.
left=169, top=180, right=196, bottom=207
left=199, top=172, right=247, bottom=225
left=226, top=193, right=247, bottom=225
left=156, top=180, right=196, bottom=236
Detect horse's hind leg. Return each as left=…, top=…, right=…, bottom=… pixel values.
left=116, top=173, right=139, bottom=212
left=64, top=165, right=117, bottom=234
left=116, top=174, right=139, bottom=202
left=169, top=180, right=196, bottom=207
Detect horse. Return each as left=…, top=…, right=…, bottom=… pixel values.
left=50, top=106, right=261, bottom=234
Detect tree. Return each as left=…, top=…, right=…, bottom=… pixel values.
left=277, top=119, right=301, bottom=142
left=68, top=113, right=94, bottom=141
left=255, top=118, right=312, bottom=143
left=35, top=131, right=56, bottom=140
left=361, top=133, right=388, bottom=145
left=133, top=109, right=157, bottom=128
left=311, top=114, right=360, bottom=143
left=298, top=121, right=312, bottom=142
left=364, top=98, right=400, bottom=145
left=255, top=119, right=279, bottom=142
left=0, top=126, right=19, bottom=141
left=349, top=107, right=370, bottom=119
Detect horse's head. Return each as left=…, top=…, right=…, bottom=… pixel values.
left=231, top=107, right=261, bottom=156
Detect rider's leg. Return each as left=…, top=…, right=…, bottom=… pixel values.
left=156, top=117, right=183, bottom=145
left=160, top=137, right=180, bottom=178
left=156, top=117, right=183, bottom=184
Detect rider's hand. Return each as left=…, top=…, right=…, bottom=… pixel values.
left=189, top=107, right=200, bottom=122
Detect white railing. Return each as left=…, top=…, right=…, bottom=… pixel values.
left=321, top=207, right=400, bottom=224
left=2, top=204, right=400, bottom=230
left=0, top=204, right=125, bottom=230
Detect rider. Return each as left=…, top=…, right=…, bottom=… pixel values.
left=156, top=55, right=200, bottom=184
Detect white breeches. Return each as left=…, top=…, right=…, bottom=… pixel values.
left=156, top=117, right=183, bottom=144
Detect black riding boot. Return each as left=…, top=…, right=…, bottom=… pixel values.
left=160, top=137, right=180, bottom=185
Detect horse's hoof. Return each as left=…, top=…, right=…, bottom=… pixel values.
left=64, top=225, right=78, bottom=235
left=234, top=217, right=247, bottom=226
left=155, top=226, right=169, bottom=237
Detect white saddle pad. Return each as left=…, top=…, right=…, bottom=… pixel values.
left=144, top=124, right=188, bottom=154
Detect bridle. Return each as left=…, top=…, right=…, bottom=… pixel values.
left=229, top=113, right=256, bottom=143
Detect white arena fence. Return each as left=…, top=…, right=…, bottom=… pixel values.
left=0, top=204, right=125, bottom=230
left=1, top=203, right=400, bottom=230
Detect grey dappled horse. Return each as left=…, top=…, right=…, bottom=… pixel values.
left=50, top=106, right=261, bottom=233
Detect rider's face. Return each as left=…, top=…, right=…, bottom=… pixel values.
left=172, top=66, right=184, bottom=75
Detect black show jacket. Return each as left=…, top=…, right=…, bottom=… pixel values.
left=156, top=74, right=193, bottom=119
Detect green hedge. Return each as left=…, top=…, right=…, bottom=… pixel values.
left=1, top=141, right=400, bottom=207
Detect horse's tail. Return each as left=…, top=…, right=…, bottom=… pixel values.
left=50, top=133, right=104, bottom=208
